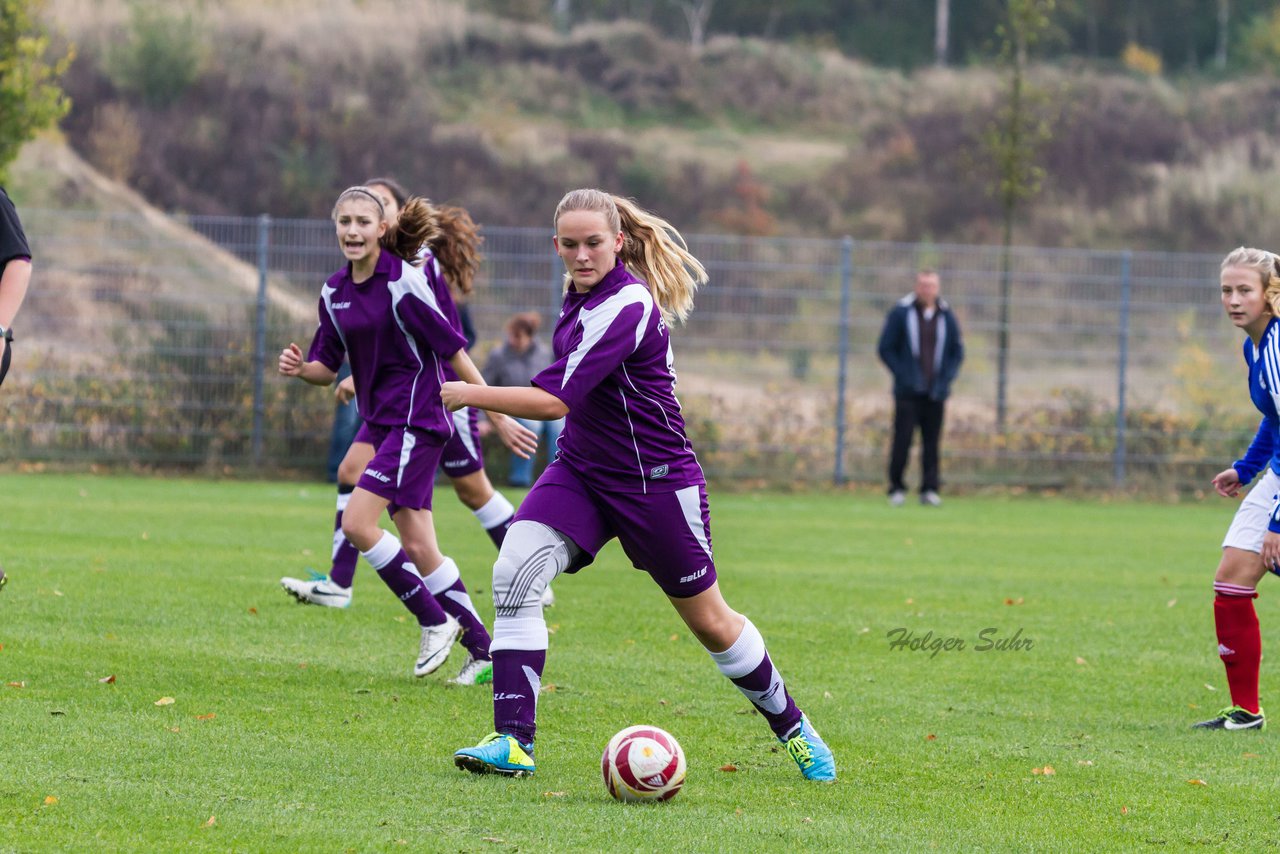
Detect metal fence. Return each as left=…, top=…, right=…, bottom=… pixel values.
left=3, top=209, right=1251, bottom=491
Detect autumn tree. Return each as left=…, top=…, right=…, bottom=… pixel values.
left=987, top=0, right=1055, bottom=433
left=0, top=0, right=72, bottom=180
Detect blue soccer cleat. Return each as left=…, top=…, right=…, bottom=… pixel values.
left=781, top=715, right=836, bottom=782
left=454, top=732, right=536, bottom=777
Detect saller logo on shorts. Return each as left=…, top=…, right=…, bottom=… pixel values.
left=649, top=464, right=669, bottom=479
left=679, top=566, right=707, bottom=584
left=365, top=469, right=391, bottom=483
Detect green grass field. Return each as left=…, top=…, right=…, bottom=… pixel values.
left=3, top=473, right=1278, bottom=851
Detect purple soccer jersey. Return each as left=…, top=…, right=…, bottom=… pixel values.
left=416, top=248, right=487, bottom=477
left=307, top=250, right=467, bottom=439
left=531, top=261, right=704, bottom=494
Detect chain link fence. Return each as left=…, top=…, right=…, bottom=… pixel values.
left=3, top=209, right=1249, bottom=491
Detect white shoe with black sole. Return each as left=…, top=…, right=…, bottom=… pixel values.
left=281, top=576, right=352, bottom=608
left=414, top=616, right=461, bottom=677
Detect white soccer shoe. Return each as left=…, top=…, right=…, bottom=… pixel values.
left=414, top=615, right=461, bottom=677
left=448, top=653, right=494, bottom=686
left=281, top=576, right=352, bottom=608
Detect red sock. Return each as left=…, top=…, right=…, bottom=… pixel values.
left=1214, top=588, right=1262, bottom=714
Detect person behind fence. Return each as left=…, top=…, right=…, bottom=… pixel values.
left=326, top=361, right=361, bottom=482
left=482, top=311, right=564, bottom=487
left=1197, top=246, right=1280, bottom=732
left=0, top=185, right=33, bottom=591
left=282, top=177, right=555, bottom=625
left=0, top=186, right=31, bottom=394
left=442, top=188, right=835, bottom=783
left=876, top=267, right=964, bottom=507
left=279, top=186, right=538, bottom=684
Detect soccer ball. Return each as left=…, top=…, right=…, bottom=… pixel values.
left=601, top=725, right=687, bottom=803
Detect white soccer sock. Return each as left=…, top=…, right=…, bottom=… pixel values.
left=706, top=617, right=789, bottom=717
left=473, top=492, right=515, bottom=530
left=422, top=556, right=461, bottom=594
left=359, top=531, right=402, bottom=571
left=492, top=615, right=549, bottom=653
left=706, top=617, right=766, bottom=678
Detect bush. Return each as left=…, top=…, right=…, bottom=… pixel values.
left=103, top=2, right=205, bottom=108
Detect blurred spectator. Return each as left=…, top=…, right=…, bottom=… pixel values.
left=326, top=362, right=360, bottom=482
left=877, top=268, right=964, bottom=507
left=483, top=312, right=563, bottom=487
left=0, top=186, right=32, bottom=390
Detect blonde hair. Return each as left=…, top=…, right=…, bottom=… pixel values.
left=553, top=189, right=707, bottom=324
left=1222, top=246, right=1280, bottom=316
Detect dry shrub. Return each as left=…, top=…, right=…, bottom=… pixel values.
left=40, top=0, right=1280, bottom=250
left=85, top=103, right=140, bottom=182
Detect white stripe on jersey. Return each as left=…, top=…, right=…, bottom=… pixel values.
left=561, top=284, right=652, bottom=390
left=675, top=485, right=713, bottom=561
left=397, top=427, right=416, bottom=488
left=1266, top=328, right=1280, bottom=410
left=615, top=386, right=647, bottom=492
left=388, top=263, right=450, bottom=317
left=1263, top=329, right=1280, bottom=529
left=620, top=361, right=701, bottom=469
left=451, top=408, right=479, bottom=460
left=389, top=266, right=452, bottom=431
left=320, top=283, right=348, bottom=352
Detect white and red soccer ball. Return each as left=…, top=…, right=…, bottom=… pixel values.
left=601, top=725, right=687, bottom=803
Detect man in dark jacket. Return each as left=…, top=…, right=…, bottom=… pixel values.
left=876, top=269, right=964, bottom=506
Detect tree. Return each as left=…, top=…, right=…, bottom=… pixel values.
left=987, top=0, right=1055, bottom=433
left=935, top=0, right=951, bottom=65
left=1215, top=0, right=1230, bottom=68
left=0, top=0, right=73, bottom=180
left=553, top=0, right=572, bottom=33
left=670, top=0, right=714, bottom=52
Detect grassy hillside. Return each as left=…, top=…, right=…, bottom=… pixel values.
left=37, top=0, right=1280, bottom=250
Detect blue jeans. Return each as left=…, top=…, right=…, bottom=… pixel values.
left=327, top=363, right=361, bottom=482
left=507, top=416, right=564, bottom=487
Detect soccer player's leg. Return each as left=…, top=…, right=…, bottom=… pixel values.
left=453, top=521, right=578, bottom=775
left=348, top=430, right=458, bottom=676
left=280, top=438, right=374, bottom=606
left=1198, top=553, right=1267, bottom=729
left=411, top=549, right=494, bottom=686
left=620, top=485, right=837, bottom=782
left=1199, top=482, right=1273, bottom=730
left=455, top=472, right=606, bottom=775
left=442, top=408, right=518, bottom=550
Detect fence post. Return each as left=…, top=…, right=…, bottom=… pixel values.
left=1114, top=249, right=1132, bottom=488
left=550, top=248, right=562, bottom=326
left=252, top=213, right=271, bottom=466
left=834, top=236, right=854, bottom=486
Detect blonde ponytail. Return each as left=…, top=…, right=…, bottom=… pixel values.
left=554, top=189, right=707, bottom=325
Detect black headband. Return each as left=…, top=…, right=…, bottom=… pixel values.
left=338, top=186, right=385, bottom=213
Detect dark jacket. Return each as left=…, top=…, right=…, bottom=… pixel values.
left=877, top=294, right=964, bottom=401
